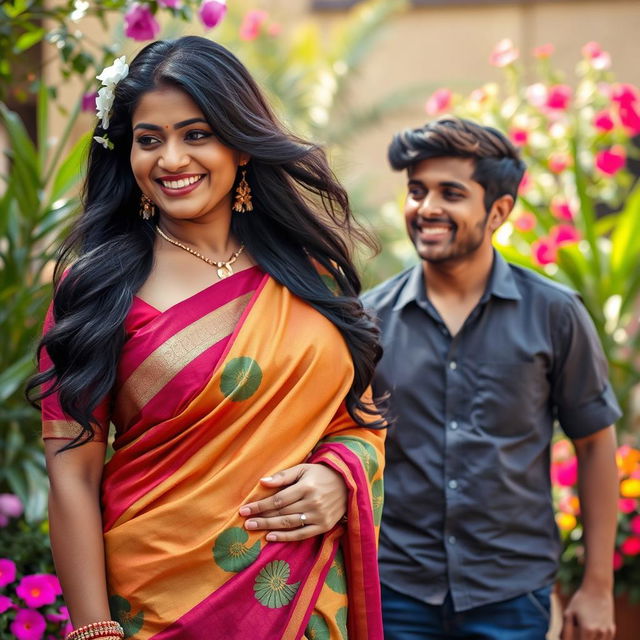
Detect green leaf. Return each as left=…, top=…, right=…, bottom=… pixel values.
left=49, top=131, right=91, bottom=203
left=0, top=353, right=35, bottom=402
left=610, top=184, right=640, bottom=294
left=14, top=27, right=45, bottom=53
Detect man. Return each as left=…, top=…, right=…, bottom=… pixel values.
left=363, top=117, right=620, bottom=639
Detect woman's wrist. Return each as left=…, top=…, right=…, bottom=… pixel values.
left=65, top=620, right=124, bottom=640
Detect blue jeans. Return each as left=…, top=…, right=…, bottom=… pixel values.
left=381, top=583, right=552, bottom=640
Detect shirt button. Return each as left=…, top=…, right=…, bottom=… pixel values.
left=449, top=361, right=457, bottom=370
left=450, top=420, right=458, bottom=430
left=448, top=535, right=456, bottom=545
left=448, top=479, right=458, bottom=489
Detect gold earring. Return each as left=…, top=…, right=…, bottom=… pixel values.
left=139, top=194, right=156, bottom=220
left=232, top=169, right=253, bottom=213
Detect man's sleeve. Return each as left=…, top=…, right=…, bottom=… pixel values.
left=551, top=295, right=622, bottom=439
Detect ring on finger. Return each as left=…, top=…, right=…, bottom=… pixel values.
left=299, top=513, right=307, bottom=527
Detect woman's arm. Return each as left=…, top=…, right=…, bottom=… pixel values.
left=45, top=439, right=112, bottom=628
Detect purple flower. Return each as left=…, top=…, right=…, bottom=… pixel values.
left=81, top=91, right=98, bottom=112
left=0, top=595, right=14, bottom=613
left=0, top=558, right=17, bottom=587
left=46, top=605, right=69, bottom=622
left=0, top=493, right=23, bottom=519
left=124, top=3, right=160, bottom=42
left=159, top=0, right=181, bottom=6
left=198, top=0, right=226, bottom=29
left=10, top=609, right=46, bottom=640
left=16, top=574, right=57, bottom=608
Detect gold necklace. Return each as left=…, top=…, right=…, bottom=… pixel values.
left=155, top=225, right=245, bottom=280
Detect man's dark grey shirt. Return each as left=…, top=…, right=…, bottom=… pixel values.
left=362, top=252, right=621, bottom=612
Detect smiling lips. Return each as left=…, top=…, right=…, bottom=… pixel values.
left=157, top=174, right=205, bottom=196
left=416, top=220, right=454, bottom=241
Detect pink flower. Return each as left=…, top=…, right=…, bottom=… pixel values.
left=618, top=101, right=640, bottom=135
left=16, top=575, right=57, bottom=608
left=595, top=146, right=626, bottom=176
left=509, top=127, right=529, bottom=147
left=518, top=171, right=532, bottom=195
left=581, top=41, right=611, bottom=70
left=124, top=3, right=160, bottom=42
left=611, top=83, right=639, bottom=107
left=532, top=237, right=557, bottom=266
left=46, top=606, right=69, bottom=623
left=526, top=83, right=548, bottom=108
left=425, top=88, right=452, bottom=116
left=81, top=91, right=97, bottom=113
left=630, top=515, right=640, bottom=536
left=582, top=41, right=603, bottom=59
left=0, top=595, right=13, bottom=613
left=548, top=152, right=571, bottom=174
left=62, top=622, right=73, bottom=636
left=0, top=558, right=17, bottom=587
left=239, top=9, right=268, bottom=41
left=550, top=199, right=574, bottom=221
left=42, top=574, right=62, bottom=596
left=198, top=0, right=226, bottom=29
left=10, top=608, right=46, bottom=640
left=489, top=39, right=519, bottom=67
left=620, top=536, right=640, bottom=556
left=158, top=0, right=181, bottom=7
left=545, top=85, right=572, bottom=111
left=552, top=439, right=573, bottom=460
left=514, top=211, right=536, bottom=232
left=267, top=22, right=282, bottom=37
left=0, top=493, right=23, bottom=519
left=593, top=110, right=615, bottom=132
left=533, top=43, right=554, bottom=59
left=551, top=224, right=581, bottom=246
left=613, top=550, right=624, bottom=570
left=554, top=457, right=578, bottom=486
left=619, top=498, right=637, bottom=514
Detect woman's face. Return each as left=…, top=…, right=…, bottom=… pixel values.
left=130, top=86, right=248, bottom=223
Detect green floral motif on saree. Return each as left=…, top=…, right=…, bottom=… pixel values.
left=213, top=526, right=261, bottom=572
left=336, top=606, right=348, bottom=639
left=305, top=613, right=330, bottom=640
left=109, top=595, right=144, bottom=638
left=325, top=547, right=347, bottom=594
left=253, top=560, right=300, bottom=608
left=220, top=356, right=263, bottom=401
left=324, top=436, right=379, bottom=481
left=320, top=274, right=340, bottom=296
left=371, top=478, right=384, bottom=526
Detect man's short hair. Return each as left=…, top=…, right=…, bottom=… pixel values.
left=388, top=116, right=527, bottom=212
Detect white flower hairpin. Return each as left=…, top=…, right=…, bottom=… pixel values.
left=93, top=56, right=129, bottom=150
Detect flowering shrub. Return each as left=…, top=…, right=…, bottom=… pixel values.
left=0, top=495, right=69, bottom=639
left=553, top=440, right=640, bottom=601
left=426, top=39, right=640, bottom=432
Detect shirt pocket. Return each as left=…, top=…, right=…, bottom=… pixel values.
left=471, top=360, right=546, bottom=436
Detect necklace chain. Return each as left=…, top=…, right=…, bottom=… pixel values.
left=155, top=225, right=245, bottom=280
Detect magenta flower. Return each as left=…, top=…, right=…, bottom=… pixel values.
left=81, top=91, right=97, bottom=112
left=509, top=127, right=528, bottom=147
left=532, top=43, right=554, bottom=59
left=198, top=0, right=226, bottom=29
left=0, top=493, right=23, bottom=519
left=613, top=550, right=624, bottom=570
left=531, top=237, right=557, bottom=266
left=545, top=84, right=572, bottom=111
left=0, top=558, right=17, bottom=587
left=550, top=199, right=574, bottom=221
left=16, top=575, right=57, bottom=608
left=548, top=152, right=571, bottom=174
left=595, top=146, right=626, bottom=176
left=158, top=0, right=181, bottom=7
left=0, top=595, right=13, bottom=613
left=619, top=498, right=637, bottom=514
left=618, top=100, right=640, bottom=135
left=553, top=457, right=578, bottom=486
left=46, top=606, right=69, bottom=623
left=620, top=536, right=640, bottom=556
left=425, top=88, right=452, bottom=116
left=517, top=170, right=532, bottom=195
left=10, top=609, right=46, bottom=640
left=514, top=211, right=536, bottom=232
left=593, top=109, right=615, bottom=132
left=489, top=39, right=519, bottom=67
left=42, top=574, right=62, bottom=596
left=239, top=9, right=267, bottom=41
left=611, top=83, right=639, bottom=106
left=124, top=3, right=160, bottom=41
left=551, top=224, right=581, bottom=247
left=630, top=514, right=640, bottom=536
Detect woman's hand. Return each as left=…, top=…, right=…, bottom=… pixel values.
left=239, top=463, right=348, bottom=542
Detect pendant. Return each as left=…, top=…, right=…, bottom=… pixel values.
left=217, top=264, right=233, bottom=279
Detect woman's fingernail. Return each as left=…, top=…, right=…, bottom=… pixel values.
left=266, top=533, right=277, bottom=542
left=261, top=476, right=273, bottom=482
left=246, top=520, right=258, bottom=530
left=239, top=506, right=251, bottom=516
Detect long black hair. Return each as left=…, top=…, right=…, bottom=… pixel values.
left=27, top=36, right=384, bottom=447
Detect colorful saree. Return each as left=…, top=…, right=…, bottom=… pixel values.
left=42, top=266, right=385, bottom=639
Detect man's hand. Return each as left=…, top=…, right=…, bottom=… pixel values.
left=561, top=586, right=615, bottom=640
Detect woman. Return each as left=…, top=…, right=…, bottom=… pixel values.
left=28, top=36, right=385, bottom=640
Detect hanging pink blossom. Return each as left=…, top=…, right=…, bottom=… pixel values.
left=532, top=43, right=554, bottom=59
left=16, top=574, right=57, bottom=608
left=548, top=152, right=571, bottom=174
left=620, top=536, right=640, bottom=556
left=595, top=146, right=626, bottom=175
left=0, top=558, right=16, bottom=588
left=198, top=0, right=227, bottom=29
left=551, top=224, right=581, bottom=246
left=489, top=39, right=519, bottom=67
left=531, top=237, right=557, bottom=266
left=514, top=211, right=536, bottom=232
left=425, top=88, right=452, bottom=116
left=239, top=9, right=268, bottom=41
left=593, top=110, right=615, bottom=132
left=0, top=595, right=13, bottom=614
left=545, top=85, right=572, bottom=111
left=10, top=609, right=46, bottom=640
left=550, top=199, right=574, bottom=221
left=0, top=493, right=23, bottom=519
left=124, top=3, right=160, bottom=42
left=509, top=127, right=529, bottom=147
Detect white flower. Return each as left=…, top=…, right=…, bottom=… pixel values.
left=95, top=86, right=115, bottom=129
left=96, top=56, right=129, bottom=88
left=70, top=0, right=90, bottom=22
left=93, top=135, right=114, bottom=150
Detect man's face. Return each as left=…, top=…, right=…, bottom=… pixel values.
left=404, top=156, right=492, bottom=264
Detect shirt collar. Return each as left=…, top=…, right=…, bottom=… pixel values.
left=392, top=250, right=521, bottom=312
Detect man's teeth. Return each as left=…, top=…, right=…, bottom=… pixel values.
left=420, top=226, right=450, bottom=235
left=161, top=175, right=202, bottom=189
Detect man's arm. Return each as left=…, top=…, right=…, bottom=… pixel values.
left=561, top=425, right=618, bottom=640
